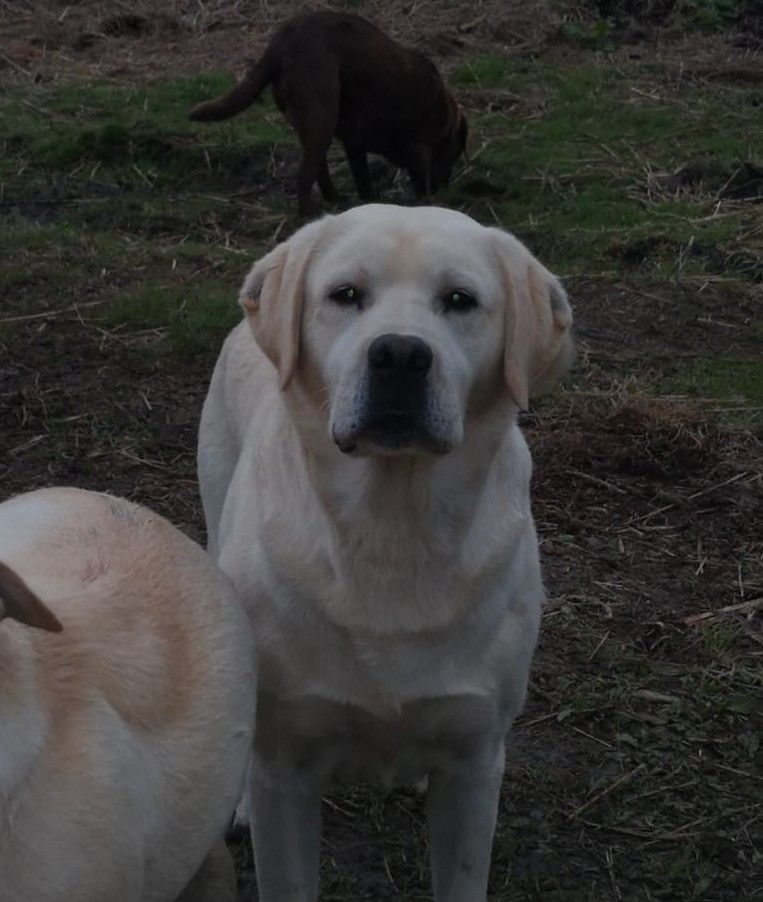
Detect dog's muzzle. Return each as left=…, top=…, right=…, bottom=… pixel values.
left=333, top=333, right=449, bottom=455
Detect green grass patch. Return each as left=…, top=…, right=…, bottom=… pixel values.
left=559, top=19, right=615, bottom=50
left=2, top=58, right=760, bottom=359
left=674, top=358, right=763, bottom=403
left=3, top=62, right=760, bottom=278
left=442, top=62, right=762, bottom=273
left=0, top=218, right=252, bottom=355
left=452, top=53, right=512, bottom=89
left=104, top=281, right=243, bottom=357
left=0, top=75, right=291, bottom=189
left=664, top=357, right=763, bottom=432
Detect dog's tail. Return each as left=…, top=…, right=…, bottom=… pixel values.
left=0, top=560, right=63, bottom=632
left=189, top=59, right=275, bottom=122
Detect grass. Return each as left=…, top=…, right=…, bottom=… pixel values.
left=104, top=281, right=243, bottom=356
left=1, top=75, right=289, bottom=185
left=676, top=358, right=763, bottom=403
left=2, top=45, right=761, bottom=898
left=670, top=359, right=763, bottom=431
left=445, top=63, right=761, bottom=274
left=2, top=62, right=759, bottom=345
left=561, top=0, right=754, bottom=30
left=0, top=77, right=300, bottom=356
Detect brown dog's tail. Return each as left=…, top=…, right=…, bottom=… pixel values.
left=189, top=60, right=274, bottom=122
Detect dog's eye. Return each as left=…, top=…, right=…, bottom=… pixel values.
left=329, top=285, right=364, bottom=307
left=443, top=289, right=477, bottom=313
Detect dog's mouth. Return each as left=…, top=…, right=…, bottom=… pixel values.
left=365, top=412, right=425, bottom=448
left=333, top=411, right=450, bottom=456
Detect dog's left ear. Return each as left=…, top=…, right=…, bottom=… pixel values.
left=0, top=561, right=63, bottom=633
left=239, top=217, right=333, bottom=389
left=492, top=230, right=574, bottom=410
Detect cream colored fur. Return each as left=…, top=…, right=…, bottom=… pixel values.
left=0, top=487, right=255, bottom=902
left=198, top=204, right=574, bottom=901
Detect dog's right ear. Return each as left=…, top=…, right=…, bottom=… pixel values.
left=239, top=217, right=332, bottom=389
left=0, top=561, right=63, bottom=632
left=492, top=229, right=574, bottom=410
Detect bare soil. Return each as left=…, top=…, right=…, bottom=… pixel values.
left=1, top=2, right=761, bottom=900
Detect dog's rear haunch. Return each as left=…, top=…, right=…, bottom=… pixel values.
left=189, top=11, right=467, bottom=216
left=0, top=488, right=255, bottom=902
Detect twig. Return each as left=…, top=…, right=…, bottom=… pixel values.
left=117, top=449, right=169, bottom=471
left=569, top=468, right=628, bottom=496
left=687, top=471, right=750, bottom=502
left=382, top=855, right=398, bottom=892
left=0, top=299, right=108, bottom=324
left=588, top=630, right=611, bottom=662
left=569, top=764, right=646, bottom=820
left=519, top=709, right=570, bottom=728
left=8, top=434, right=46, bottom=455
left=584, top=818, right=705, bottom=843
left=633, top=689, right=680, bottom=704
left=0, top=52, right=30, bottom=75
left=716, top=764, right=763, bottom=783
left=683, top=596, right=763, bottom=625
left=605, top=847, right=623, bottom=901
left=571, top=725, right=615, bottom=750
left=632, top=471, right=750, bottom=524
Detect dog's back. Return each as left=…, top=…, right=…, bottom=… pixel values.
left=0, top=487, right=254, bottom=902
left=190, top=11, right=447, bottom=128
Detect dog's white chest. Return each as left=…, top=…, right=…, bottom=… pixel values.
left=256, top=688, right=498, bottom=788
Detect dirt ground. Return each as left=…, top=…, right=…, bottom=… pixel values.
left=1, top=2, right=761, bottom=900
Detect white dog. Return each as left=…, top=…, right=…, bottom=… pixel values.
left=0, top=487, right=256, bottom=902
left=199, top=204, right=574, bottom=901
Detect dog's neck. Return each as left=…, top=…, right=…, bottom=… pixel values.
left=270, top=386, right=532, bottom=634
left=287, top=380, right=516, bottom=512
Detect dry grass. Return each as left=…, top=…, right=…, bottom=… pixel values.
left=1, top=2, right=761, bottom=898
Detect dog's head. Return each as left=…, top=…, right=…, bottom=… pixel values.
left=240, top=204, right=573, bottom=457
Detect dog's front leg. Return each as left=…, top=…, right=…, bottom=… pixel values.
left=249, top=762, right=323, bottom=902
left=426, top=740, right=505, bottom=902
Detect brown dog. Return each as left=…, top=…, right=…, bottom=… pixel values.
left=189, top=11, right=467, bottom=215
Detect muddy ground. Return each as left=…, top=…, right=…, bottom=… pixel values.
left=1, top=2, right=761, bottom=900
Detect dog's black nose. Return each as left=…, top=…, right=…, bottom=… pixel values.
left=368, top=334, right=433, bottom=377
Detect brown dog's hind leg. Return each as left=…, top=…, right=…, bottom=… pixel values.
left=317, top=158, right=340, bottom=204
left=344, top=145, right=374, bottom=202
left=406, top=144, right=433, bottom=202
left=283, top=61, right=340, bottom=217
left=294, top=108, right=338, bottom=216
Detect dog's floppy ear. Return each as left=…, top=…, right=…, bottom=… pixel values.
left=0, top=561, right=63, bottom=632
left=492, top=230, right=574, bottom=410
left=239, top=217, right=332, bottom=389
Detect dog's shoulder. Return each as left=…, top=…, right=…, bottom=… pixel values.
left=213, top=318, right=279, bottom=434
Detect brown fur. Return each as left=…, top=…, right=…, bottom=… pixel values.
left=189, top=11, right=468, bottom=215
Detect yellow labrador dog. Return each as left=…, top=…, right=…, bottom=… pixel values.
left=199, top=204, right=574, bottom=900
left=0, top=487, right=256, bottom=902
